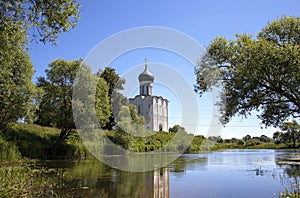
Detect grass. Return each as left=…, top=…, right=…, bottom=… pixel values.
left=0, top=123, right=92, bottom=160
left=0, top=122, right=298, bottom=161
left=0, top=162, right=87, bottom=198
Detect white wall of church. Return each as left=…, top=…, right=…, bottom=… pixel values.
left=129, top=96, right=168, bottom=132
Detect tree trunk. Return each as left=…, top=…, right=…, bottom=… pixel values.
left=49, top=128, right=72, bottom=157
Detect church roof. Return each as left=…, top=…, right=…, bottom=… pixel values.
left=138, top=58, right=154, bottom=82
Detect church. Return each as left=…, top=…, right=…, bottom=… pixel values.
left=129, top=59, right=169, bottom=132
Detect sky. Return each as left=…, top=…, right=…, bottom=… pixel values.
left=29, top=0, right=300, bottom=139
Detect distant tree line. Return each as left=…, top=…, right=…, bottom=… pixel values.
left=205, top=122, right=300, bottom=148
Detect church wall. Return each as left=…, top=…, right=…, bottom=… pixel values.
left=129, top=96, right=168, bottom=132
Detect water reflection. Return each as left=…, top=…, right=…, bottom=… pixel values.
left=275, top=151, right=300, bottom=177
left=37, top=150, right=300, bottom=197
left=39, top=160, right=171, bottom=197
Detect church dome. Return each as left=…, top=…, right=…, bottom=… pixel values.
left=138, top=67, right=154, bottom=82
left=138, top=59, right=154, bottom=82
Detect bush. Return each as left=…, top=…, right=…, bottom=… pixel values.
left=245, top=139, right=262, bottom=147
left=0, top=134, right=21, bottom=161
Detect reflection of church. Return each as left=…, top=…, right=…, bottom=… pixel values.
left=94, top=168, right=170, bottom=198
left=129, top=58, right=169, bottom=131
left=153, top=168, right=169, bottom=198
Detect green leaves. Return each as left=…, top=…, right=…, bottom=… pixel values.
left=95, top=78, right=111, bottom=127
left=279, top=121, right=300, bottom=148
left=36, top=59, right=80, bottom=129
left=195, top=16, right=300, bottom=127
left=0, top=0, right=80, bottom=44
left=0, top=20, right=34, bottom=129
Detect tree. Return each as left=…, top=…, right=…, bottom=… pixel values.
left=280, top=121, right=300, bottom=148
left=117, top=105, right=146, bottom=136
left=95, top=78, right=112, bottom=128
left=115, top=104, right=146, bottom=149
left=195, top=16, right=300, bottom=127
left=243, top=135, right=252, bottom=141
left=0, top=0, right=80, bottom=128
left=0, top=19, right=34, bottom=129
left=36, top=59, right=80, bottom=150
left=99, top=67, right=126, bottom=129
left=0, top=0, right=80, bottom=44
left=208, top=136, right=223, bottom=143
left=169, top=125, right=186, bottom=133
left=259, top=135, right=272, bottom=143
left=273, top=131, right=283, bottom=144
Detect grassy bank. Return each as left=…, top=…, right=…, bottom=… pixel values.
left=211, top=141, right=289, bottom=151
left=0, top=162, right=87, bottom=197
left=0, top=123, right=92, bottom=161
left=0, top=123, right=298, bottom=162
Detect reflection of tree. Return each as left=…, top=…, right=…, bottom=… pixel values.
left=169, top=155, right=208, bottom=176
left=49, top=161, right=170, bottom=197
left=275, top=153, right=300, bottom=177
left=275, top=153, right=300, bottom=196
left=40, top=156, right=208, bottom=197
left=284, top=164, right=300, bottom=177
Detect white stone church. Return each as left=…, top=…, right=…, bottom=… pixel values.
left=129, top=59, right=169, bottom=132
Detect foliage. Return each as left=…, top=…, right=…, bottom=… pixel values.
left=0, top=0, right=80, bottom=44
left=0, top=0, right=80, bottom=128
left=243, top=135, right=252, bottom=141
left=169, top=124, right=186, bottom=133
left=0, top=134, right=21, bottom=161
left=195, top=16, right=300, bottom=127
left=245, top=138, right=261, bottom=147
left=1, top=123, right=91, bottom=160
left=208, top=136, right=223, bottom=143
left=0, top=19, right=35, bottom=129
left=279, top=121, right=300, bottom=148
left=0, top=164, right=90, bottom=198
left=273, top=131, right=284, bottom=143
left=36, top=59, right=81, bottom=150
left=259, top=135, right=272, bottom=142
left=99, top=67, right=126, bottom=129
left=23, top=86, right=45, bottom=124
left=116, top=105, right=146, bottom=138
left=99, top=67, right=125, bottom=97
left=95, top=78, right=112, bottom=128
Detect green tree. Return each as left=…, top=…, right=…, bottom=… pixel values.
left=273, top=131, right=283, bottom=144
left=117, top=105, right=146, bottom=136
left=99, top=67, right=126, bottom=129
left=195, top=16, right=300, bottom=127
left=280, top=121, right=300, bottom=148
left=169, top=125, right=186, bottom=133
left=243, top=135, right=252, bottom=141
left=0, top=0, right=80, bottom=127
left=0, top=20, right=34, bottom=129
left=36, top=59, right=80, bottom=150
left=0, top=0, right=80, bottom=44
left=95, top=78, right=112, bottom=128
left=24, top=86, right=45, bottom=124
left=259, top=135, right=272, bottom=143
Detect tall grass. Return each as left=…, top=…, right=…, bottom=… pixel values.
left=0, top=134, right=21, bottom=161
left=1, top=123, right=92, bottom=160
left=0, top=164, right=87, bottom=198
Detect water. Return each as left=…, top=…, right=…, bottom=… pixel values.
left=37, top=149, right=300, bottom=197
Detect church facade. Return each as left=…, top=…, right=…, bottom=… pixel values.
left=129, top=59, right=169, bottom=132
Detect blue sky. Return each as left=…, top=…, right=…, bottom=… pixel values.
left=29, top=0, right=299, bottom=139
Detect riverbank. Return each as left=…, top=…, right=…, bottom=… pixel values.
left=0, top=123, right=92, bottom=161
left=0, top=123, right=298, bottom=162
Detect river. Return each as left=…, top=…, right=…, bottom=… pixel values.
left=36, top=149, right=300, bottom=198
